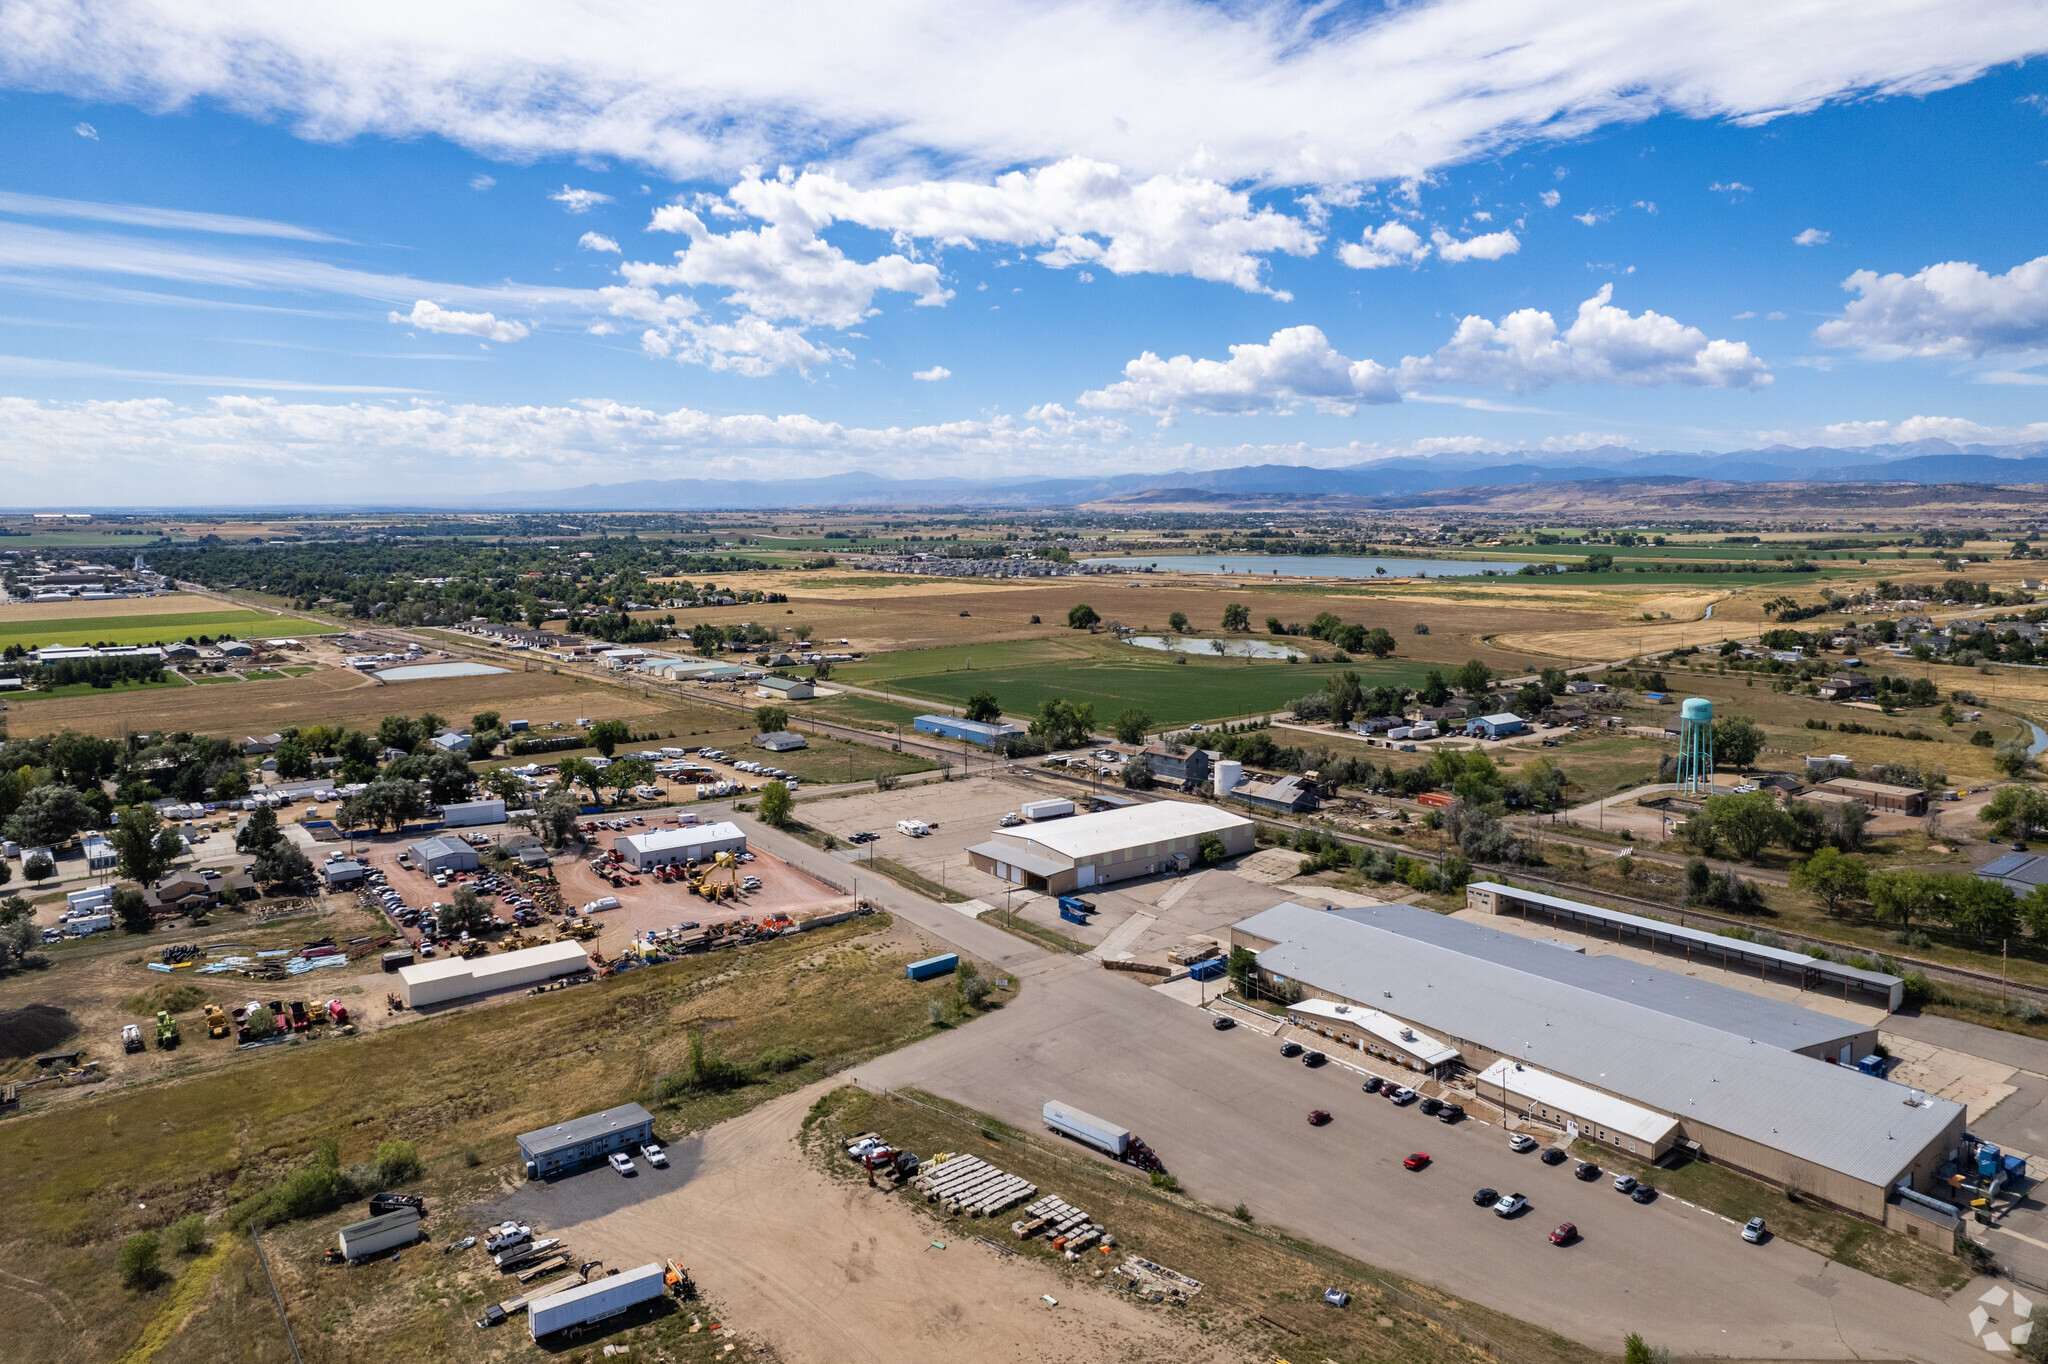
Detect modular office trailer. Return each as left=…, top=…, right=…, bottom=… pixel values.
left=517, top=1102, right=655, bottom=1179
left=527, top=1261, right=667, bottom=1339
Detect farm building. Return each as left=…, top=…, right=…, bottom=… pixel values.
left=1231, top=900, right=1959, bottom=1224
left=517, top=1101, right=656, bottom=1179
left=440, top=799, right=506, bottom=827
left=615, top=821, right=747, bottom=871
left=408, top=836, right=478, bottom=875
left=755, top=675, right=816, bottom=700
left=913, top=714, right=1027, bottom=747
left=396, top=939, right=589, bottom=1007
left=967, top=799, right=1252, bottom=894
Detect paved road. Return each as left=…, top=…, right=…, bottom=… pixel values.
left=842, top=930, right=1985, bottom=1361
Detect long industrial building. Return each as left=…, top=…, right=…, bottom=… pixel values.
left=1232, top=900, right=1963, bottom=1224
left=616, top=821, right=747, bottom=870
left=966, top=800, right=1253, bottom=894
left=396, top=939, right=591, bottom=1007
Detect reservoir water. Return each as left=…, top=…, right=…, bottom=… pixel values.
left=1084, top=554, right=1536, bottom=579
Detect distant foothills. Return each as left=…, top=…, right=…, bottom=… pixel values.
left=20, top=438, right=2048, bottom=513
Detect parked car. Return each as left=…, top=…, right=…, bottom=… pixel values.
left=1630, top=1184, right=1657, bottom=1204
left=1574, top=1161, right=1601, bottom=1182
left=1471, top=1187, right=1499, bottom=1207
left=1279, top=1040, right=1304, bottom=1058
left=1438, top=1103, right=1464, bottom=1124
left=1212, top=1015, right=1235, bottom=1031
left=1549, top=1222, right=1578, bottom=1246
left=1509, top=1133, right=1537, bottom=1153
left=1302, top=1050, right=1326, bottom=1068
left=1307, top=1109, right=1332, bottom=1126
left=1361, top=1076, right=1384, bottom=1094
left=1492, top=1192, right=1527, bottom=1217
left=641, top=1143, right=668, bottom=1168
left=608, top=1152, right=635, bottom=1175
left=1387, top=1087, right=1418, bottom=1105
left=1540, top=1147, right=1567, bottom=1165
left=1402, top=1152, right=1431, bottom=1171
left=1613, top=1174, right=1638, bottom=1194
left=1742, top=1216, right=1768, bottom=1244
left=1419, top=1097, right=1443, bottom=1116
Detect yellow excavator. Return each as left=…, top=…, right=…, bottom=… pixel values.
left=691, top=851, right=741, bottom=901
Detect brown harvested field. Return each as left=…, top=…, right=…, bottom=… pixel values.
left=0, top=592, right=234, bottom=622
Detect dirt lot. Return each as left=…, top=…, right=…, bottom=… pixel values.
left=519, top=1083, right=1237, bottom=1364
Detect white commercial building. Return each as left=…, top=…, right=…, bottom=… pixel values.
left=396, top=939, right=590, bottom=1007
left=440, top=799, right=506, bottom=828
left=966, top=799, right=1253, bottom=894
left=615, top=821, right=747, bottom=871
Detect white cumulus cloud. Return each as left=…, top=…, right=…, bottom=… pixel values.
left=1539, top=189, right=1560, bottom=207
left=578, top=231, right=620, bottom=252
left=1077, top=325, right=1401, bottom=418
left=912, top=365, right=950, bottom=381
left=388, top=299, right=530, bottom=342
left=1339, top=221, right=1428, bottom=269
left=634, top=206, right=948, bottom=328
left=1710, top=180, right=1753, bottom=194
left=550, top=185, right=614, bottom=213
left=1795, top=227, right=1830, bottom=245
left=1432, top=227, right=1520, bottom=262
left=1814, top=254, right=2048, bottom=356
left=72, top=121, right=96, bottom=139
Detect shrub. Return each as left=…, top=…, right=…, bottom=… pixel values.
left=168, top=1213, right=207, bottom=1254
left=954, top=960, right=992, bottom=1009
left=117, top=1232, right=162, bottom=1289
left=373, top=1139, right=422, bottom=1185
left=755, top=1044, right=814, bottom=1074
left=1900, top=971, right=1936, bottom=1010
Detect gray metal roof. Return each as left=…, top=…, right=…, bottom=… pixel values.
left=1335, top=900, right=1867, bottom=1050
left=1238, top=902, right=1959, bottom=1189
left=1978, top=853, right=2048, bottom=888
left=966, top=840, right=1070, bottom=878
left=516, top=1102, right=654, bottom=1158
left=1468, top=882, right=1900, bottom=992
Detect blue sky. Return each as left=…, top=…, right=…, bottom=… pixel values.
left=1, top=1, right=2046, bottom=504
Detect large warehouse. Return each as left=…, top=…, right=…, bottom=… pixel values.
left=396, top=939, right=590, bottom=1007
left=967, top=800, right=1253, bottom=894
left=1233, top=901, right=1963, bottom=1223
left=616, top=821, right=746, bottom=870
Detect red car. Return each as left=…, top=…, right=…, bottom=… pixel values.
left=1307, top=1109, right=1331, bottom=1126
left=1402, top=1152, right=1430, bottom=1171
left=1549, top=1222, right=1577, bottom=1246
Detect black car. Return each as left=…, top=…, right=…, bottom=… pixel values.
left=1540, top=1147, right=1568, bottom=1165
left=1302, top=1050, right=1327, bottom=1067
left=1574, top=1161, right=1602, bottom=1181
left=1419, top=1096, right=1444, bottom=1116
left=1630, top=1184, right=1658, bottom=1204
left=1472, top=1186, right=1499, bottom=1207
left=1212, top=1015, right=1236, bottom=1031
left=1362, top=1076, right=1384, bottom=1094
left=1280, top=1041, right=1304, bottom=1058
left=1437, top=1103, right=1465, bottom=1124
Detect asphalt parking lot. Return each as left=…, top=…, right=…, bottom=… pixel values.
left=482, top=1143, right=689, bottom=1235
left=857, top=953, right=1986, bottom=1364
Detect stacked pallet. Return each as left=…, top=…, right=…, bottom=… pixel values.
left=1011, top=1195, right=1105, bottom=1252
left=912, top=1154, right=1038, bottom=1217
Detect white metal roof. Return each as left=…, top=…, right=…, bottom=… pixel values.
left=398, top=939, right=588, bottom=991
left=1239, top=901, right=1958, bottom=1189
left=1476, top=713, right=1524, bottom=726
left=992, top=800, right=1250, bottom=860
left=528, top=1261, right=666, bottom=1317
left=1288, top=997, right=1459, bottom=1067
left=1478, top=1058, right=1680, bottom=1146
left=619, top=822, right=745, bottom=856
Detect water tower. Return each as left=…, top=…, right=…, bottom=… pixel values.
left=1675, top=697, right=1715, bottom=795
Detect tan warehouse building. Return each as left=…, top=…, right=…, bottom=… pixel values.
left=1233, top=901, right=1963, bottom=1225
left=966, top=800, right=1253, bottom=895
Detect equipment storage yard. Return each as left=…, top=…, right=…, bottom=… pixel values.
left=558, top=830, right=853, bottom=954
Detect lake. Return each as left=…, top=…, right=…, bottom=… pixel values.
left=1083, top=554, right=1536, bottom=579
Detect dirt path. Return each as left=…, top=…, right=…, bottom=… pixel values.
left=533, top=1084, right=1230, bottom=1364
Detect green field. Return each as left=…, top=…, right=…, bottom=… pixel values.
left=12, top=675, right=190, bottom=699
left=0, top=609, right=339, bottom=650
left=806, top=691, right=930, bottom=731
left=843, top=638, right=1435, bottom=726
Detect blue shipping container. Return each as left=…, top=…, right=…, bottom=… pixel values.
left=1059, top=905, right=1089, bottom=925
left=906, top=953, right=960, bottom=981
left=1188, top=958, right=1226, bottom=981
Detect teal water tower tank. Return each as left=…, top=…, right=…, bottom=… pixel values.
left=1676, top=697, right=1715, bottom=794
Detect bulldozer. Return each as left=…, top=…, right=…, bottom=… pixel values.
left=204, top=1004, right=230, bottom=1039
left=155, top=1009, right=180, bottom=1050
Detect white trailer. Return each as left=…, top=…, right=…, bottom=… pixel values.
left=338, top=1208, right=421, bottom=1261
left=1020, top=798, right=1074, bottom=821
left=527, top=1261, right=667, bottom=1339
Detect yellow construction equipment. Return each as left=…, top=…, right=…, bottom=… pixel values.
left=204, top=1004, right=230, bottom=1039
left=692, top=851, right=740, bottom=901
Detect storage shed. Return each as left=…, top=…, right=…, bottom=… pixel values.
left=396, top=939, right=589, bottom=1007
left=408, top=836, right=478, bottom=875
left=320, top=858, right=367, bottom=889
left=517, top=1102, right=656, bottom=1179
left=615, top=821, right=746, bottom=871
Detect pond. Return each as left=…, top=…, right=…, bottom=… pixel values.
left=1084, top=554, right=1536, bottom=579
left=1125, top=635, right=1306, bottom=660
left=376, top=660, right=510, bottom=681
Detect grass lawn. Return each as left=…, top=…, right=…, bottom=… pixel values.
left=12, top=675, right=190, bottom=699
left=805, top=691, right=930, bottom=732
left=810, top=1087, right=1593, bottom=1364
left=0, top=609, right=339, bottom=650
left=183, top=674, right=240, bottom=685
left=0, top=914, right=1006, bottom=1364
left=843, top=637, right=1437, bottom=728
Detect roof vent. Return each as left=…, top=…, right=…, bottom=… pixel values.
left=1399, top=1027, right=1416, bottom=1042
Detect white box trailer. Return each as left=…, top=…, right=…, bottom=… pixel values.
left=1020, top=798, right=1074, bottom=821
left=440, top=799, right=506, bottom=828
left=528, top=1261, right=667, bottom=1339
left=337, top=1208, right=420, bottom=1261
left=1042, top=1100, right=1130, bottom=1157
